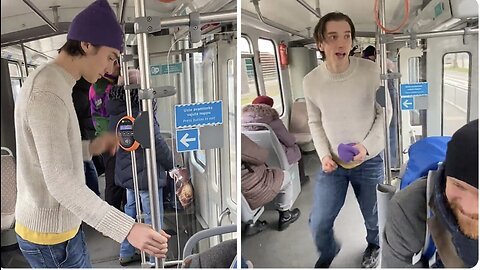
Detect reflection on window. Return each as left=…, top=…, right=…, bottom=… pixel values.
left=8, top=62, right=21, bottom=77
left=442, top=52, right=470, bottom=136
left=258, top=38, right=284, bottom=115
left=241, top=57, right=258, bottom=106
left=227, top=58, right=236, bottom=204
left=240, top=36, right=252, bottom=54
left=192, top=52, right=206, bottom=166
left=11, top=79, right=21, bottom=102
left=8, top=62, right=22, bottom=102
left=316, top=50, right=323, bottom=65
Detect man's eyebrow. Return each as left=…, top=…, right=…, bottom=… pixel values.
left=327, top=31, right=351, bottom=35
left=112, top=52, right=120, bottom=59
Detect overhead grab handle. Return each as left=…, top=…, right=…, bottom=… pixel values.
left=134, top=10, right=236, bottom=34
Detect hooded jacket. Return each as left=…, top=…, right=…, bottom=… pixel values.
left=107, top=85, right=173, bottom=190
left=382, top=166, right=477, bottom=267
left=242, top=104, right=301, bottom=165
left=241, top=134, right=284, bottom=210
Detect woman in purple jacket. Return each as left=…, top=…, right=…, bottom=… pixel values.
left=241, top=95, right=302, bottom=165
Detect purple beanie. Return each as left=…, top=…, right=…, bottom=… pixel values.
left=67, top=0, right=124, bottom=52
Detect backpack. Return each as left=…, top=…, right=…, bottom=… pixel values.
left=400, top=136, right=451, bottom=266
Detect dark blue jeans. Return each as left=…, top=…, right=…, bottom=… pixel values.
left=16, top=229, right=92, bottom=268
left=309, top=154, right=384, bottom=265
left=84, top=160, right=100, bottom=196
left=120, top=188, right=164, bottom=262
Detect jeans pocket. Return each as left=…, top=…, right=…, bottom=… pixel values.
left=18, top=245, right=46, bottom=268
left=58, top=231, right=89, bottom=267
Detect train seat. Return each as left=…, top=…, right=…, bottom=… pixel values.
left=289, top=98, right=315, bottom=152
left=182, top=224, right=237, bottom=268
left=1, top=147, right=16, bottom=232
left=242, top=123, right=301, bottom=204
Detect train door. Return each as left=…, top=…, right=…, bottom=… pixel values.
left=189, top=35, right=237, bottom=246
left=426, top=35, right=478, bottom=136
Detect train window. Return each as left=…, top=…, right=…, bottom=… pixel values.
left=258, top=38, right=284, bottom=116
left=8, top=62, right=21, bottom=77
left=241, top=36, right=259, bottom=106
left=240, top=36, right=252, bottom=54
left=241, top=58, right=259, bottom=106
left=227, top=58, right=237, bottom=204
left=8, top=62, right=22, bottom=102
left=11, top=79, right=21, bottom=102
left=442, top=52, right=471, bottom=136
left=316, top=51, right=323, bottom=64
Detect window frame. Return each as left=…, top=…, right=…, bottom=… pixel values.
left=257, top=37, right=285, bottom=116
left=440, top=51, right=472, bottom=136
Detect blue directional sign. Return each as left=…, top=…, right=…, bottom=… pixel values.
left=150, top=63, right=183, bottom=76
left=400, top=82, right=429, bottom=97
left=176, top=128, right=199, bottom=152
left=175, top=100, right=223, bottom=129
left=401, top=97, right=415, bottom=110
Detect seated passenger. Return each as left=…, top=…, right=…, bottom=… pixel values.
left=107, top=69, right=175, bottom=266
left=242, top=95, right=301, bottom=165
left=241, top=134, right=300, bottom=231
left=382, top=119, right=478, bottom=267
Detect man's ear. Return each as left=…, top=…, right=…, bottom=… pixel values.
left=80, top=42, right=93, bottom=54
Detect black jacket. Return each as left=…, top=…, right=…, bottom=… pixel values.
left=108, top=85, right=173, bottom=189
left=72, top=77, right=96, bottom=140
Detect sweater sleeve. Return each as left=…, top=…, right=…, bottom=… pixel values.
left=303, top=87, right=331, bottom=160
left=361, top=80, right=393, bottom=156
left=270, top=118, right=296, bottom=147
left=382, top=197, right=424, bottom=268
left=27, top=92, right=135, bottom=243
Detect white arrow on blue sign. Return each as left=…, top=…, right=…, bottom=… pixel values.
left=401, top=97, right=414, bottom=110
left=176, top=128, right=199, bottom=152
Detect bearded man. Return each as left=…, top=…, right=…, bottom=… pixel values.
left=382, top=119, right=478, bottom=268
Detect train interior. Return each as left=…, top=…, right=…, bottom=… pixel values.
left=1, top=0, right=237, bottom=268
left=240, top=0, right=478, bottom=267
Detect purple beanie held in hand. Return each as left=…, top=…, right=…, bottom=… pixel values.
left=67, top=0, right=124, bottom=52
left=338, top=143, right=360, bottom=163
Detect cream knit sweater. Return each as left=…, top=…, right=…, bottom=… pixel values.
left=14, top=62, right=135, bottom=243
left=303, top=57, right=392, bottom=164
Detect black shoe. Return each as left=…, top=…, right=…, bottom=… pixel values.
left=244, top=220, right=268, bottom=236
left=278, top=208, right=301, bottom=231
left=361, top=243, right=380, bottom=268
left=314, top=243, right=341, bottom=268
left=315, top=257, right=332, bottom=268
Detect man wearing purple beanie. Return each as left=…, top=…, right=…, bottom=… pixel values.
left=14, top=0, right=169, bottom=267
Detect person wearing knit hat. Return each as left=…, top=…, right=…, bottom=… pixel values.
left=382, top=119, right=478, bottom=268
left=14, top=1, right=170, bottom=268
left=252, top=95, right=274, bottom=107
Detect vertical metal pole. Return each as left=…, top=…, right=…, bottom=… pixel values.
left=378, top=0, right=392, bottom=184
left=395, top=57, right=404, bottom=167
left=21, top=43, right=29, bottom=77
left=120, top=40, right=147, bottom=265
left=134, top=0, right=163, bottom=268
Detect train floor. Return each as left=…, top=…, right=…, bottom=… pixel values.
left=241, top=152, right=399, bottom=268
left=1, top=175, right=201, bottom=268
